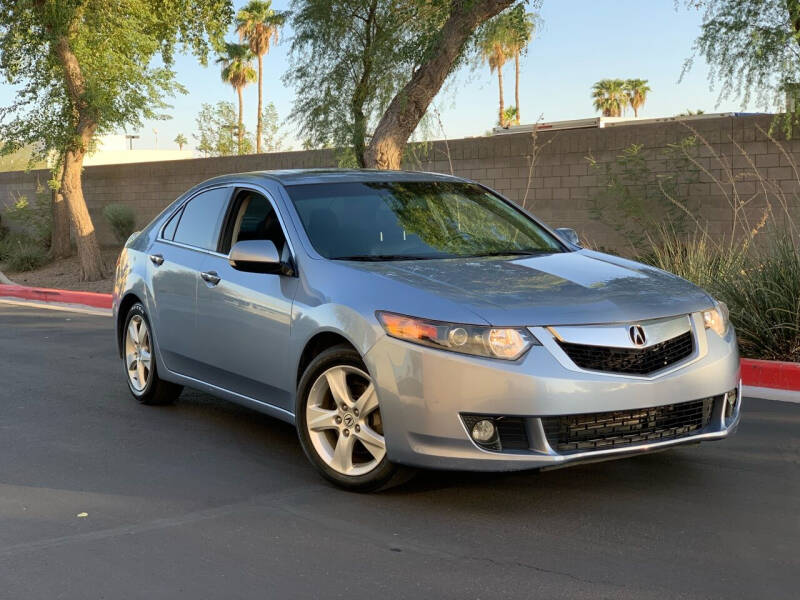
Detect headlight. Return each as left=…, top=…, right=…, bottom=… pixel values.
left=703, top=301, right=730, bottom=337
left=376, top=311, right=538, bottom=360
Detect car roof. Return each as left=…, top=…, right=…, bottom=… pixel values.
left=198, top=168, right=468, bottom=188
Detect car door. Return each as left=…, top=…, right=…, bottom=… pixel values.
left=194, top=187, right=299, bottom=411
left=150, top=185, right=231, bottom=378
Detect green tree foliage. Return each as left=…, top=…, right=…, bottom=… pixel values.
left=284, top=0, right=427, bottom=166
left=592, top=79, right=628, bottom=117
left=684, top=0, right=800, bottom=132
left=588, top=138, right=700, bottom=251
left=476, top=13, right=515, bottom=127
left=259, top=102, right=284, bottom=152
left=217, top=42, right=257, bottom=155
left=476, top=5, right=537, bottom=127
left=0, top=0, right=232, bottom=280
left=624, top=78, right=651, bottom=117
left=0, top=145, right=46, bottom=172
left=288, top=0, right=521, bottom=169
left=236, top=0, right=286, bottom=153
left=194, top=100, right=281, bottom=156
left=195, top=101, right=253, bottom=157
left=174, top=133, right=188, bottom=150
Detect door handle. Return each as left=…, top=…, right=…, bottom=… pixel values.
left=200, top=271, right=221, bottom=286
left=149, top=254, right=164, bottom=266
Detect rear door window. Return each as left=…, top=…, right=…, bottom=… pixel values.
left=173, top=187, right=231, bottom=251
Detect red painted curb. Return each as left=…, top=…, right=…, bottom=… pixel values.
left=0, top=283, right=112, bottom=310
left=741, top=358, right=800, bottom=392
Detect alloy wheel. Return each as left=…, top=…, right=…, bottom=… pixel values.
left=125, top=314, right=152, bottom=392
left=305, top=365, right=386, bottom=476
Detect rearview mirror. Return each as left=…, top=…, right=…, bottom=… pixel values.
left=229, top=240, right=282, bottom=274
left=555, top=227, right=581, bottom=247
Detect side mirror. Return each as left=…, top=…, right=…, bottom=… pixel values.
left=229, top=240, right=282, bottom=274
left=555, top=227, right=581, bottom=247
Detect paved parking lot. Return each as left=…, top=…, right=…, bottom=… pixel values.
left=1, top=304, right=798, bottom=599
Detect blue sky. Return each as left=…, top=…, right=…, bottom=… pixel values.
left=0, top=1, right=751, bottom=152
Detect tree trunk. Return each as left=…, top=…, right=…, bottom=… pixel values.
left=50, top=160, right=72, bottom=259
left=237, top=86, right=244, bottom=155
left=364, top=0, right=514, bottom=169
left=514, top=51, right=521, bottom=124
left=256, top=54, right=263, bottom=153
left=52, top=33, right=104, bottom=280
left=61, top=136, right=104, bottom=281
left=497, top=64, right=505, bottom=127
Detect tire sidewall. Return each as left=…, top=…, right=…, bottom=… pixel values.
left=296, top=345, right=396, bottom=491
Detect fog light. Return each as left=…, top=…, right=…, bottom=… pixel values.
left=471, top=419, right=496, bottom=443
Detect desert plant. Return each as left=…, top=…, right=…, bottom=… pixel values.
left=103, top=203, right=137, bottom=244
left=716, top=235, right=800, bottom=362
left=588, top=137, right=700, bottom=252
left=2, top=236, right=49, bottom=272
left=643, top=226, right=799, bottom=361
left=4, top=190, right=52, bottom=248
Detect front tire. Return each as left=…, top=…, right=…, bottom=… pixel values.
left=123, top=303, right=182, bottom=405
left=296, top=345, right=406, bottom=492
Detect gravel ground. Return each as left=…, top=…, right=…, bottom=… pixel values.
left=1, top=248, right=119, bottom=293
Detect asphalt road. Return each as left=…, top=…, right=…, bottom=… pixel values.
left=1, top=304, right=798, bottom=600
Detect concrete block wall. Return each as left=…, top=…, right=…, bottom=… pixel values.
left=1, top=114, right=796, bottom=250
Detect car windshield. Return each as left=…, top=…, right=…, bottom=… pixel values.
left=285, top=180, right=565, bottom=260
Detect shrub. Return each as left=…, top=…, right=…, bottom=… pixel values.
left=2, top=236, right=49, bottom=272
left=643, top=228, right=800, bottom=362
left=716, top=236, right=800, bottom=362
left=103, top=203, right=137, bottom=244
left=4, top=191, right=52, bottom=247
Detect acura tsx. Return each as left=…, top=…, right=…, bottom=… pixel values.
left=113, top=169, right=741, bottom=491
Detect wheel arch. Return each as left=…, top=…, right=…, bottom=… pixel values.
left=116, top=292, right=144, bottom=358
left=296, top=330, right=361, bottom=388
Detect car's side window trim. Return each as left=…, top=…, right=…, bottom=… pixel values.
left=215, top=184, right=298, bottom=267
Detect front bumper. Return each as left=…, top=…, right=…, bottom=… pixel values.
left=364, top=315, right=741, bottom=471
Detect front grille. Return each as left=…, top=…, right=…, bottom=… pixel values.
left=558, top=330, right=694, bottom=375
left=541, top=397, right=714, bottom=454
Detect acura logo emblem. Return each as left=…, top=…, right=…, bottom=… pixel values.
left=629, top=325, right=646, bottom=346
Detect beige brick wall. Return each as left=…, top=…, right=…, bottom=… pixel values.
left=1, top=114, right=796, bottom=250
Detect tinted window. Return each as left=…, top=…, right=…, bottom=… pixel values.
left=173, top=187, right=230, bottom=250
left=285, top=181, right=564, bottom=260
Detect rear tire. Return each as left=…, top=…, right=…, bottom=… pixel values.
left=296, top=344, right=411, bottom=492
left=122, top=303, right=182, bottom=406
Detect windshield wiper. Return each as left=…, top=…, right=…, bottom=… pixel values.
left=330, top=254, right=442, bottom=261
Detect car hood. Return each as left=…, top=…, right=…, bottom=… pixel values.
left=347, top=250, right=714, bottom=326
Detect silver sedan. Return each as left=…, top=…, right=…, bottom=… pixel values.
left=113, top=169, right=741, bottom=491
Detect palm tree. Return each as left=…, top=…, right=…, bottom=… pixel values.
left=624, top=79, right=651, bottom=118
left=478, top=19, right=515, bottom=127
left=592, top=79, right=627, bottom=117
left=236, top=1, right=285, bottom=153
left=174, top=133, right=187, bottom=150
left=216, top=43, right=257, bottom=155
left=501, top=106, right=518, bottom=128
left=506, top=8, right=536, bottom=125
